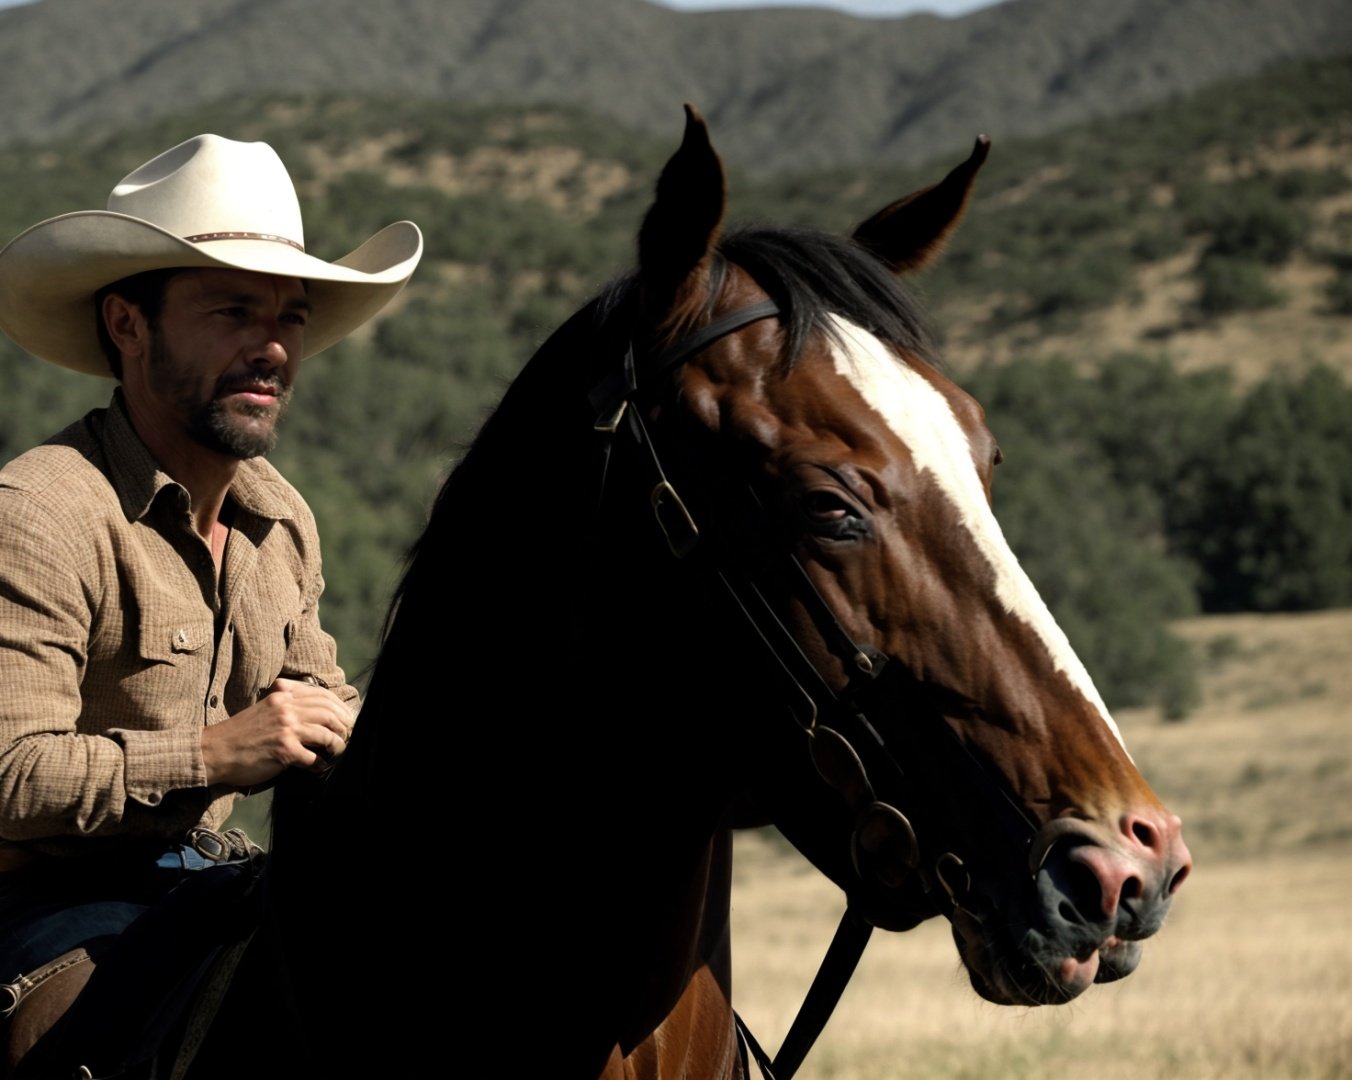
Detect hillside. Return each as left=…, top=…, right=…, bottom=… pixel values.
left=3, top=52, right=1347, bottom=384
left=1, top=54, right=1348, bottom=712
left=744, top=52, right=1352, bottom=381
left=0, top=0, right=1349, bottom=171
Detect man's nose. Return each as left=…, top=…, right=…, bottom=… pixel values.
left=249, top=324, right=291, bottom=369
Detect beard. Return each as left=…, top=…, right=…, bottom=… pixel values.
left=151, top=332, right=294, bottom=460
left=189, top=378, right=294, bottom=459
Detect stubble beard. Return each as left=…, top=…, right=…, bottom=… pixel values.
left=151, top=333, right=294, bottom=460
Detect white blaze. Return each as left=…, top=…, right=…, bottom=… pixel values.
left=826, top=315, right=1124, bottom=747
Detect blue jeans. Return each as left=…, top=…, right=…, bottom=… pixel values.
left=0, top=845, right=234, bottom=978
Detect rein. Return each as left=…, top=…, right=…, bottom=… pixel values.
left=586, top=282, right=1041, bottom=1079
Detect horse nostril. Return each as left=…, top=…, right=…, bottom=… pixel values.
left=1121, top=875, right=1142, bottom=902
left=1168, top=863, right=1191, bottom=894
left=1044, top=857, right=1102, bottom=926
left=1129, top=817, right=1162, bottom=851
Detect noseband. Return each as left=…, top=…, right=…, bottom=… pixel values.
left=586, top=271, right=1041, bottom=1079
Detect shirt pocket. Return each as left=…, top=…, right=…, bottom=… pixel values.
left=113, top=615, right=214, bottom=728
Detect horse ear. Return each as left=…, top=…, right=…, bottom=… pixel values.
left=637, top=104, right=726, bottom=334
left=851, top=135, right=990, bottom=274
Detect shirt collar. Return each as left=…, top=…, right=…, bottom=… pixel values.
left=102, top=390, right=295, bottom=524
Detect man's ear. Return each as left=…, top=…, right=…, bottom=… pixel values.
left=101, top=293, right=150, bottom=369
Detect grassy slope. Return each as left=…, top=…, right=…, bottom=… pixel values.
left=731, top=609, right=1352, bottom=1079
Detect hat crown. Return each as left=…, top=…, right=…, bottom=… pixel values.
left=107, top=134, right=305, bottom=250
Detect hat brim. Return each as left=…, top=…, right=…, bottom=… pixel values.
left=0, top=211, right=423, bottom=376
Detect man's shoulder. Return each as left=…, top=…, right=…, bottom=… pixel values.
left=0, top=409, right=112, bottom=510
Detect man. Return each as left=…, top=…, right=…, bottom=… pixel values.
left=0, top=134, right=421, bottom=1074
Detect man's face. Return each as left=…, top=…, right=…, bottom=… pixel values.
left=131, top=268, right=309, bottom=460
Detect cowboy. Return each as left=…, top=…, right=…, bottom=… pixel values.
left=0, top=134, right=421, bottom=1074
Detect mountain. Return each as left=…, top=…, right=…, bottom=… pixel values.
left=1, top=0, right=1349, bottom=171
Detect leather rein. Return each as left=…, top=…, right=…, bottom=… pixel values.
left=586, top=274, right=1042, bottom=1080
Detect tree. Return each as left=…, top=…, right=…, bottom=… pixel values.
left=1178, top=365, right=1352, bottom=611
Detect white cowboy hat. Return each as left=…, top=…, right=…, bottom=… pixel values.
left=0, top=134, right=423, bottom=376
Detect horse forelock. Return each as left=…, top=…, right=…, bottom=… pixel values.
left=718, top=226, right=937, bottom=370
left=591, top=225, right=936, bottom=372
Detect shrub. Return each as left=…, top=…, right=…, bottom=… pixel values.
left=1195, top=253, right=1282, bottom=315
left=1325, top=262, right=1352, bottom=315
left=1182, top=175, right=1310, bottom=265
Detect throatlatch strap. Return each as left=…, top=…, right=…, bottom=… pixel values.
left=735, top=908, right=874, bottom=1080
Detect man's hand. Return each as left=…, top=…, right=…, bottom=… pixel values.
left=201, top=677, right=354, bottom=789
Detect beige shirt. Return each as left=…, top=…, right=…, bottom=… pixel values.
left=0, top=393, right=357, bottom=858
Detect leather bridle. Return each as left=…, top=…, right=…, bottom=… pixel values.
left=586, top=275, right=1043, bottom=1079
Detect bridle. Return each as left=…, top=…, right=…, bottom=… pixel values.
left=586, top=265, right=1043, bottom=1079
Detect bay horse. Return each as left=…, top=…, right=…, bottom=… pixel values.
left=253, top=108, right=1190, bottom=1079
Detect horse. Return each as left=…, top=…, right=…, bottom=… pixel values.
left=249, top=107, right=1194, bottom=1079
left=6, top=106, right=1189, bottom=1079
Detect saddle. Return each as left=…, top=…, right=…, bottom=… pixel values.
left=2, top=947, right=97, bottom=1077
left=0, top=930, right=261, bottom=1080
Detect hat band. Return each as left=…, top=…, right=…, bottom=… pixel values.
left=182, top=230, right=305, bottom=252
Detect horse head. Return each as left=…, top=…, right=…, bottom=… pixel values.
left=618, top=106, right=1192, bottom=1008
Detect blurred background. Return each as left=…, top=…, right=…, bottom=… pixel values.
left=0, top=0, right=1347, bottom=1074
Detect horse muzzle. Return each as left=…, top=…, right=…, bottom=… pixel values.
left=948, top=810, right=1192, bottom=1005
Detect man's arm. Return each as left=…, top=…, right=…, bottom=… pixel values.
left=0, top=490, right=206, bottom=841
left=0, top=480, right=360, bottom=839
left=199, top=538, right=357, bottom=789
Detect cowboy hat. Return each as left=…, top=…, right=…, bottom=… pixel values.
left=0, top=134, right=423, bottom=376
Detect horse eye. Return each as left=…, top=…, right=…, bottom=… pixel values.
left=799, top=489, right=869, bottom=540
left=803, top=490, right=849, bottom=522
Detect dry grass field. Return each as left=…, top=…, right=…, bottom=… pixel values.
left=731, top=610, right=1352, bottom=1079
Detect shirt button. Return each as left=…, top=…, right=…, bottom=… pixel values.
left=209, top=694, right=219, bottom=709
left=145, top=793, right=161, bottom=805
